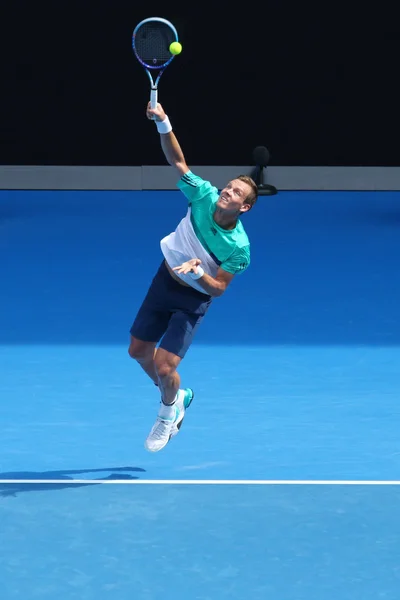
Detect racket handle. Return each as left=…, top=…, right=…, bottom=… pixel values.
left=150, top=89, right=158, bottom=110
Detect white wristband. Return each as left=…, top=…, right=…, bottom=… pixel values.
left=156, top=116, right=172, bottom=134
left=189, top=266, right=204, bottom=280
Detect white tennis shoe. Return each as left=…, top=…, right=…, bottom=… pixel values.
left=144, top=388, right=194, bottom=453
left=170, top=388, right=194, bottom=439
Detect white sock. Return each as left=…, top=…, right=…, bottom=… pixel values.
left=158, top=401, right=176, bottom=421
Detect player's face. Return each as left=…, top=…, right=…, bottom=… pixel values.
left=217, top=179, right=252, bottom=213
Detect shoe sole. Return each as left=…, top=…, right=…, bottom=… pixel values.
left=169, top=388, right=194, bottom=439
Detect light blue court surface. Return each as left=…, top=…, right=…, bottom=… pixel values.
left=1, top=189, right=400, bottom=598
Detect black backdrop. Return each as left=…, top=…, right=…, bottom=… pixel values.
left=1, top=1, right=398, bottom=166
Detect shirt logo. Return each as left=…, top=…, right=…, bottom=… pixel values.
left=210, top=227, right=217, bottom=235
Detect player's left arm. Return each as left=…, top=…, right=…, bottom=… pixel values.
left=172, top=260, right=235, bottom=297
left=197, top=267, right=235, bottom=297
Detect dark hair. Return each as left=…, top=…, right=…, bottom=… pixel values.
left=236, top=175, right=258, bottom=209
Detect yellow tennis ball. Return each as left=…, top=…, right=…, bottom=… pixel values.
left=169, top=42, right=182, bottom=55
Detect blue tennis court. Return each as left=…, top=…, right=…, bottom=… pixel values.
left=1, top=188, right=400, bottom=598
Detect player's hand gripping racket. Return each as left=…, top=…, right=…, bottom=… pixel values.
left=132, top=17, right=179, bottom=114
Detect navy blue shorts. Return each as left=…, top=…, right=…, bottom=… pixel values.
left=130, top=261, right=212, bottom=359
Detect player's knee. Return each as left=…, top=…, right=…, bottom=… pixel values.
left=128, top=338, right=153, bottom=361
left=154, top=359, right=175, bottom=380
left=128, top=345, right=137, bottom=360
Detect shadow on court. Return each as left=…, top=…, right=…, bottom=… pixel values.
left=1, top=189, right=400, bottom=345
left=0, top=466, right=145, bottom=498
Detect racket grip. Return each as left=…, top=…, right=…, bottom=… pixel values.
left=150, top=89, right=158, bottom=110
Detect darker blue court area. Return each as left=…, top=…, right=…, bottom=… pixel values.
left=1, top=189, right=400, bottom=598
left=1, top=188, right=400, bottom=346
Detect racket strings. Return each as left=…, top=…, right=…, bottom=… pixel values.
left=134, top=23, right=175, bottom=67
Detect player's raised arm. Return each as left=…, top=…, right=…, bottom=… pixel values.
left=146, top=102, right=189, bottom=177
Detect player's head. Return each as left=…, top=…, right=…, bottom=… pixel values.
left=217, top=176, right=258, bottom=216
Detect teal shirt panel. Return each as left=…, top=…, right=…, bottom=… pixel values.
left=176, top=171, right=250, bottom=275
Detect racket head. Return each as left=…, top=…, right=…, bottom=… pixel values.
left=132, top=17, right=178, bottom=70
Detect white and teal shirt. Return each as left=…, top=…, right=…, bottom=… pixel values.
left=160, top=171, right=251, bottom=294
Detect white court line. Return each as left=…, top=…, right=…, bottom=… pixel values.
left=1, top=479, right=400, bottom=485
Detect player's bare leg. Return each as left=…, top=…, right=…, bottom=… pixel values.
left=128, top=336, right=158, bottom=384
left=146, top=348, right=194, bottom=452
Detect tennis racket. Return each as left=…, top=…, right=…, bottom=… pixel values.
left=132, top=17, right=179, bottom=112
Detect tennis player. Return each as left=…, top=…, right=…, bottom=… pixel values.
left=129, top=102, right=258, bottom=452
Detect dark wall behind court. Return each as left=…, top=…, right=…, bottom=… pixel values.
left=1, top=1, right=398, bottom=167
